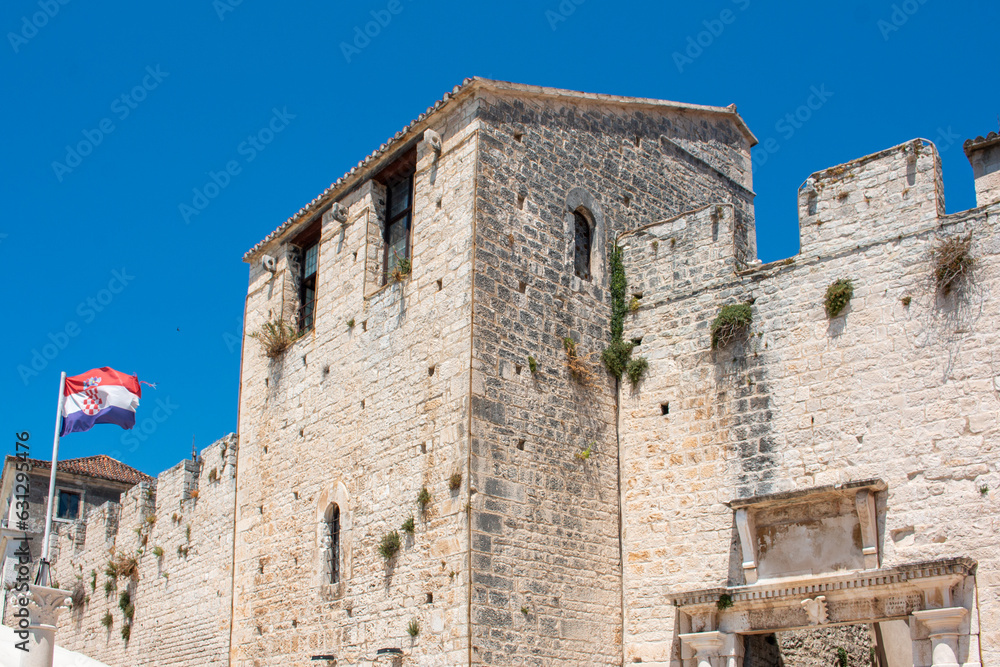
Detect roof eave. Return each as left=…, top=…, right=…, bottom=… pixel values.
left=242, top=77, right=758, bottom=263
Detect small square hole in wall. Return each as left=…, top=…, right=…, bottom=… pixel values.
left=514, top=132, right=523, bottom=143
left=634, top=134, right=641, bottom=147
left=293, top=491, right=299, bottom=500
left=263, top=445, right=268, bottom=454
left=352, top=251, right=358, bottom=262
left=258, top=505, right=264, bottom=515
left=362, top=321, right=367, bottom=332
left=420, top=442, right=427, bottom=454
left=360, top=399, right=365, bottom=409
left=517, top=194, right=525, bottom=210
left=632, top=337, right=643, bottom=346
left=436, top=197, right=443, bottom=209
left=660, top=403, right=669, bottom=416
left=436, top=278, right=443, bottom=291
left=426, top=593, right=433, bottom=604
left=515, top=363, right=522, bottom=375
left=623, top=195, right=631, bottom=208
left=516, top=438, right=525, bottom=451
left=264, top=378, right=269, bottom=387
left=518, top=281, right=527, bottom=294
left=429, top=365, right=436, bottom=377
left=299, top=428, right=304, bottom=438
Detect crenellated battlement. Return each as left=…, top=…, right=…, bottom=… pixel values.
left=43, top=434, right=237, bottom=667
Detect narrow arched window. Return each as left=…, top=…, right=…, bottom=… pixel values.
left=573, top=211, right=592, bottom=280
left=328, top=504, right=340, bottom=584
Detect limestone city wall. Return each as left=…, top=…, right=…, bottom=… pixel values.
left=618, top=139, right=999, bottom=665
left=49, top=434, right=237, bottom=667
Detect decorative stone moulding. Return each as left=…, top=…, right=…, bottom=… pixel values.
left=666, top=557, right=978, bottom=667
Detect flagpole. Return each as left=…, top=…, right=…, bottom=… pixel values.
left=37, top=371, right=66, bottom=586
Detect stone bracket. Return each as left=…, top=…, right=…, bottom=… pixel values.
left=855, top=488, right=880, bottom=568
left=734, top=508, right=757, bottom=585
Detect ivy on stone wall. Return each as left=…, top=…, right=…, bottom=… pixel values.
left=602, top=243, right=646, bottom=387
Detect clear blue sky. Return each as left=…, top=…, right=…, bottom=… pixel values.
left=2, top=0, right=996, bottom=476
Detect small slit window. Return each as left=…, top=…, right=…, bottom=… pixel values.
left=327, top=504, right=341, bottom=585
left=56, top=489, right=81, bottom=520
left=573, top=210, right=592, bottom=280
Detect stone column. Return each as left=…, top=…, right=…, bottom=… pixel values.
left=19, top=584, right=71, bottom=667
left=910, top=607, right=971, bottom=667
left=680, top=631, right=731, bottom=667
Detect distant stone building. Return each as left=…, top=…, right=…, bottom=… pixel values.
left=18, top=79, right=1000, bottom=667
left=0, top=454, right=152, bottom=617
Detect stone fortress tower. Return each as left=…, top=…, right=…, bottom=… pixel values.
left=234, top=79, right=999, bottom=666
left=30, top=79, right=999, bottom=667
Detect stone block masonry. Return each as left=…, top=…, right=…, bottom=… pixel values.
left=619, top=138, right=999, bottom=665
left=47, top=434, right=238, bottom=667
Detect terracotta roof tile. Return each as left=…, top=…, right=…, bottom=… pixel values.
left=21, top=454, right=153, bottom=486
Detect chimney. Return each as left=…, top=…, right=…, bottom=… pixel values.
left=964, top=131, right=1000, bottom=207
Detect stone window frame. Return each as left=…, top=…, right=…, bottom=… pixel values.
left=288, top=217, right=323, bottom=332
left=316, top=481, right=351, bottom=599
left=565, top=187, right=607, bottom=288
left=54, top=486, right=83, bottom=522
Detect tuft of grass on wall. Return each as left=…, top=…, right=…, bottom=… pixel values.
left=824, top=279, right=854, bottom=318
left=710, top=304, right=753, bottom=349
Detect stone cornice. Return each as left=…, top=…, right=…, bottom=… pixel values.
left=666, top=557, right=977, bottom=609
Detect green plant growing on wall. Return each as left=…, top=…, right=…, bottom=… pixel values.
left=401, top=516, right=415, bottom=535
left=118, top=590, right=130, bottom=612
left=406, top=619, right=420, bottom=638
left=521, top=606, right=530, bottom=616
left=836, top=647, right=848, bottom=667
left=626, top=356, right=649, bottom=386
left=601, top=244, right=648, bottom=381
left=90, top=569, right=97, bottom=592
left=527, top=355, right=538, bottom=375
left=151, top=546, right=164, bottom=559
left=981, top=485, right=989, bottom=495
left=250, top=317, right=301, bottom=359
left=379, top=531, right=402, bottom=560
left=901, top=295, right=912, bottom=307
left=575, top=444, right=592, bottom=461
left=121, top=624, right=131, bottom=642
left=710, top=303, right=753, bottom=349
left=449, top=473, right=462, bottom=491
left=716, top=593, right=733, bottom=610
left=933, top=233, right=974, bottom=294
left=824, top=279, right=854, bottom=317
left=417, top=487, right=431, bottom=511
left=101, top=612, right=113, bottom=628
left=628, top=295, right=640, bottom=312
left=104, top=580, right=114, bottom=598
left=347, top=318, right=355, bottom=329
left=123, top=603, right=135, bottom=621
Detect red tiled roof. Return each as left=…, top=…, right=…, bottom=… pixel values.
left=19, top=455, right=153, bottom=486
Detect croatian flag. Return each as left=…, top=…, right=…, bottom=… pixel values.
left=61, top=367, right=141, bottom=436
